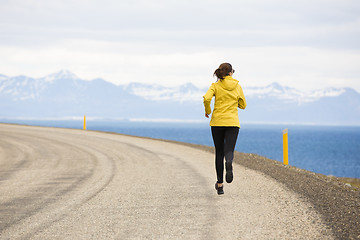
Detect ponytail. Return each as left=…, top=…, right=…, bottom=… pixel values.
left=213, top=63, right=233, bottom=80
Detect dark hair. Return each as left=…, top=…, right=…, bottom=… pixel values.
left=213, top=63, right=233, bottom=80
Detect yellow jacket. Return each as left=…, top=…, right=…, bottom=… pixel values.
left=203, top=76, right=246, bottom=127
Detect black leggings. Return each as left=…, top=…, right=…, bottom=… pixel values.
left=211, top=126, right=239, bottom=184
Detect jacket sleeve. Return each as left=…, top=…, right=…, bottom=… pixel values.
left=238, top=85, right=247, bottom=109
left=203, top=83, right=215, bottom=115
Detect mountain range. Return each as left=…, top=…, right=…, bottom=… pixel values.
left=1, top=70, right=360, bottom=125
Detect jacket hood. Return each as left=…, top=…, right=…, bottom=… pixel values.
left=218, top=76, right=239, bottom=90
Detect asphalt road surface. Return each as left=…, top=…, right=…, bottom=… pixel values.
left=0, top=124, right=333, bottom=239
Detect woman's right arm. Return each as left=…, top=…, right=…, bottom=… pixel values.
left=203, top=83, right=215, bottom=115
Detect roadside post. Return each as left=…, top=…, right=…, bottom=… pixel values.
left=83, top=115, right=86, bottom=130
left=283, top=128, right=288, bottom=165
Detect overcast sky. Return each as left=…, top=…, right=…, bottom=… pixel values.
left=1, top=0, right=360, bottom=91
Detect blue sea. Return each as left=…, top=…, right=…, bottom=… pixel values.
left=2, top=119, right=360, bottom=179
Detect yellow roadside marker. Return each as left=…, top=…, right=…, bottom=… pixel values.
left=283, top=128, right=288, bottom=165
left=83, top=115, right=86, bottom=130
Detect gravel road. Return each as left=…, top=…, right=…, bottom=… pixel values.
left=0, top=123, right=335, bottom=239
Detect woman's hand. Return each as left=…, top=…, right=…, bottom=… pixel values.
left=205, top=113, right=210, bottom=118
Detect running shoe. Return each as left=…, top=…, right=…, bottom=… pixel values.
left=215, top=182, right=224, bottom=195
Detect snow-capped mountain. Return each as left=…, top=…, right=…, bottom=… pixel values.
left=124, top=82, right=204, bottom=102
left=1, top=70, right=360, bottom=125
left=42, top=69, right=79, bottom=83
left=0, top=70, right=82, bottom=101
left=125, top=81, right=350, bottom=105
left=244, top=83, right=347, bottom=104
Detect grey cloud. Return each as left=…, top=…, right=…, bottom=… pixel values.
left=0, top=0, right=360, bottom=50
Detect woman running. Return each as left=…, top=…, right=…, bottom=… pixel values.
left=203, top=63, right=247, bottom=195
